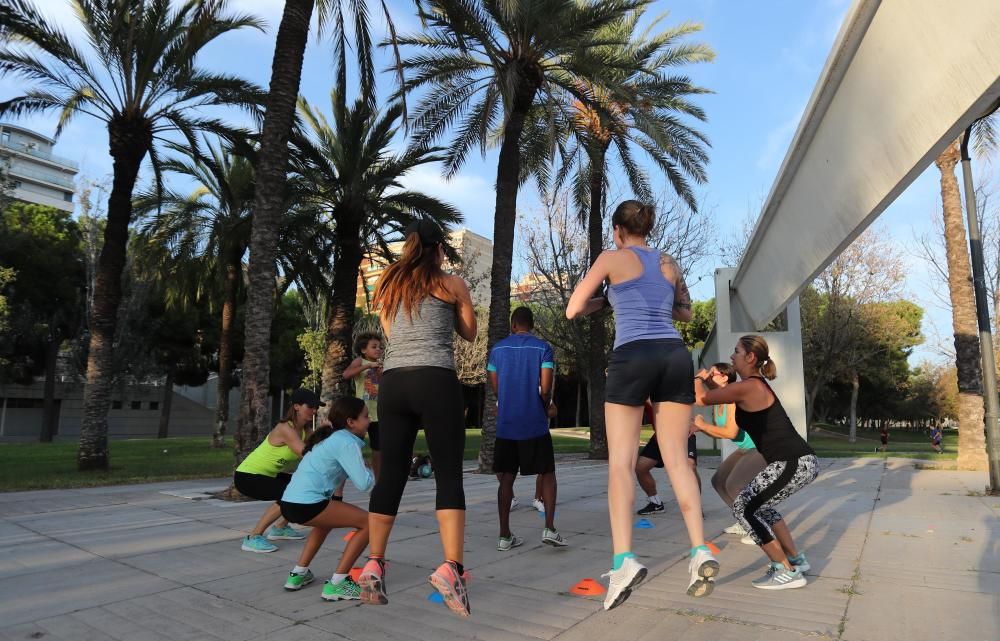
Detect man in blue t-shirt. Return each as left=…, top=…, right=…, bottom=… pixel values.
left=488, top=307, right=567, bottom=551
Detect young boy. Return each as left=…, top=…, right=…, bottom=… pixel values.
left=488, top=307, right=566, bottom=550
left=342, top=332, right=383, bottom=479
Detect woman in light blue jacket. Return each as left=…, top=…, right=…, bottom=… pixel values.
left=279, top=397, right=374, bottom=601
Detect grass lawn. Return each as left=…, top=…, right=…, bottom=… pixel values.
left=0, top=429, right=592, bottom=492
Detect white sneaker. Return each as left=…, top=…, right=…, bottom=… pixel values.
left=497, top=534, right=524, bottom=551
left=740, top=534, right=756, bottom=545
left=751, top=562, right=807, bottom=590
left=724, top=522, right=747, bottom=535
left=601, top=556, right=647, bottom=610
left=687, top=547, right=719, bottom=597
left=510, top=497, right=520, bottom=510
left=532, top=498, right=545, bottom=513
left=542, top=528, right=567, bottom=547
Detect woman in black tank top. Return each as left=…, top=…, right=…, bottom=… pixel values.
left=694, top=335, right=819, bottom=591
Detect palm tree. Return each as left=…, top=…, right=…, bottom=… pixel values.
left=552, top=11, right=712, bottom=458
left=397, top=0, right=646, bottom=470
left=295, top=85, right=462, bottom=409
left=935, top=113, right=996, bottom=471
left=135, top=142, right=332, bottom=450
left=237, top=0, right=402, bottom=464
left=0, top=0, right=263, bottom=470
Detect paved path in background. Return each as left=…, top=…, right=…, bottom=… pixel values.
left=0, top=458, right=996, bottom=641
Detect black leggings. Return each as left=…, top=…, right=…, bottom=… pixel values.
left=369, top=367, right=466, bottom=515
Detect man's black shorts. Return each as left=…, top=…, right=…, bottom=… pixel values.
left=493, top=433, right=556, bottom=475
left=639, top=433, right=698, bottom=468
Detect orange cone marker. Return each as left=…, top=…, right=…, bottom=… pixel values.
left=570, top=578, right=606, bottom=596
left=349, top=567, right=362, bottom=581
left=343, top=530, right=357, bottom=542
left=706, top=541, right=721, bottom=555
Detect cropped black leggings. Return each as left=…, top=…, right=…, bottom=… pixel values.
left=369, top=367, right=466, bottom=515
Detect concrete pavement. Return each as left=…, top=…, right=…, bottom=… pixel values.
left=0, top=457, right=996, bottom=641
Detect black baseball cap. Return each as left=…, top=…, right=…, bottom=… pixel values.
left=289, top=388, right=324, bottom=408
left=404, top=218, right=445, bottom=246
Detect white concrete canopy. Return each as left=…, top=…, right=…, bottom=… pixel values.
left=732, top=0, right=1000, bottom=331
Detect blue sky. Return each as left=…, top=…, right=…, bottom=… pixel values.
left=1, top=0, right=981, bottom=364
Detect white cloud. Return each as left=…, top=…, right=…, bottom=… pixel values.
left=755, top=111, right=802, bottom=172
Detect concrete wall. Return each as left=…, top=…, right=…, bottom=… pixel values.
left=0, top=381, right=238, bottom=441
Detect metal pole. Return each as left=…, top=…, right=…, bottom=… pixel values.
left=960, top=125, right=1000, bottom=495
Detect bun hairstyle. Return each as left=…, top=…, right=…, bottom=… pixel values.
left=611, top=200, right=655, bottom=238
left=303, top=396, right=367, bottom=454
left=738, top=335, right=777, bottom=380
left=712, top=362, right=738, bottom=384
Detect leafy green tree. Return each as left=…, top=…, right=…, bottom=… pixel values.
left=0, top=0, right=263, bottom=469
left=295, top=83, right=460, bottom=409
left=676, top=299, right=715, bottom=349
left=0, top=202, right=85, bottom=441
left=399, top=0, right=647, bottom=469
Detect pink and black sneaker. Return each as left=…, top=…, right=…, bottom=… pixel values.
left=357, top=557, right=388, bottom=605
left=428, top=560, right=471, bottom=617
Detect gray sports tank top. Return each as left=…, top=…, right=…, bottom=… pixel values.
left=383, top=296, right=456, bottom=371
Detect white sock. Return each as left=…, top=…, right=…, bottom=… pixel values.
left=648, top=495, right=662, bottom=505
left=292, top=565, right=309, bottom=574
left=331, top=572, right=349, bottom=584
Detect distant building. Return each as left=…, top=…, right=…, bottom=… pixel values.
left=357, top=228, right=494, bottom=311
left=0, top=123, right=77, bottom=212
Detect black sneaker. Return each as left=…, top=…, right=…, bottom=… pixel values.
left=637, top=501, right=664, bottom=516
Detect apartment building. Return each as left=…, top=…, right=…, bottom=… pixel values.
left=0, top=123, right=77, bottom=212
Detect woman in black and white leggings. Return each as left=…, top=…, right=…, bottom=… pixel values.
left=357, top=219, right=477, bottom=618
left=694, top=335, right=818, bottom=591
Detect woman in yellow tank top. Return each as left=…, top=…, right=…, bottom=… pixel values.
left=235, top=388, right=326, bottom=553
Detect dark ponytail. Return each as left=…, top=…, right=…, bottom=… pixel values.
left=303, top=396, right=367, bottom=453
left=738, top=335, right=777, bottom=380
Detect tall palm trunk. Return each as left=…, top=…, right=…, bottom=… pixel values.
left=479, top=77, right=540, bottom=473
left=321, top=215, right=364, bottom=409
left=587, top=142, right=609, bottom=459
left=78, top=115, right=152, bottom=471
left=40, top=331, right=59, bottom=442
left=158, top=365, right=174, bottom=439
left=212, top=257, right=239, bottom=447
left=235, top=0, right=315, bottom=466
left=936, top=140, right=988, bottom=471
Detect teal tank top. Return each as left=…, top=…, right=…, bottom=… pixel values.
left=715, top=405, right=756, bottom=450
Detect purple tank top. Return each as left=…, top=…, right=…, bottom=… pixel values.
left=607, top=246, right=681, bottom=349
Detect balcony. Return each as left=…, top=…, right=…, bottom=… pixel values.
left=10, top=164, right=76, bottom=189
left=0, top=138, right=79, bottom=170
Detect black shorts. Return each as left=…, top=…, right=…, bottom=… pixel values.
left=606, top=339, right=694, bottom=406
left=368, top=420, right=380, bottom=451
left=279, top=499, right=328, bottom=525
left=639, top=434, right=697, bottom=468
left=493, top=433, right=555, bottom=475
left=233, top=471, right=293, bottom=502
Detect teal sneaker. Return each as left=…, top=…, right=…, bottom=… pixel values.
left=789, top=552, right=811, bottom=573
left=322, top=577, right=361, bottom=601
left=266, top=525, right=306, bottom=540
left=751, top=562, right=807, bottom=590
left=284, top=569, right=315, bottom=591
left=241, top=534, right=278, bottom=553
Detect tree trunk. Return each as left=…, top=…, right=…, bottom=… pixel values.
left=234, top=0, right=315, bottom=468
left=848, top=370, right=859, bottom=443
left=587, top=143, right=609, bottom=459
left=936, top=141, right=988, bottom=471
left=212, top=258, right=239, bottom=448
left=575, top=378, right=582, bottom=429
left=158, top=366, right=174, bottom=439
left=320, top=215, right=363, bottom=411
left=477, top=76, right=540, bottom=473
left=77, top=115, right=152, bottom=471
left=806, top=380, right=822, bottom=430
left=40, top=334, right=59, bottom=442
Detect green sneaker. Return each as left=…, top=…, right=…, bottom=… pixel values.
left=284, top=569, right=315, bottom=590
left=322, top=577, right=361, bottom=601
left=267, top=525, right=306, bottom=540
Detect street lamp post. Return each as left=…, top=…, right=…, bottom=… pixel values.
left=959, top=116, right=1000, bottom=495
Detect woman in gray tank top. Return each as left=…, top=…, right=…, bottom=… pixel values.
left=357, top=219, right=477, bottom=618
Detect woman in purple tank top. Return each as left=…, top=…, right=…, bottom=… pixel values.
left=567, top=200, right=718, bottom=608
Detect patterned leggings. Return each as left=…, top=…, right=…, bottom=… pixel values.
left=733, top=454, right=819, bottom=545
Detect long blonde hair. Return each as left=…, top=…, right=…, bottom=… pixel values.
left=373, top=232, right=446, bottom=321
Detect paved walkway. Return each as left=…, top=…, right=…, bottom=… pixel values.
left=0, top=458, right=996, bottom=641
